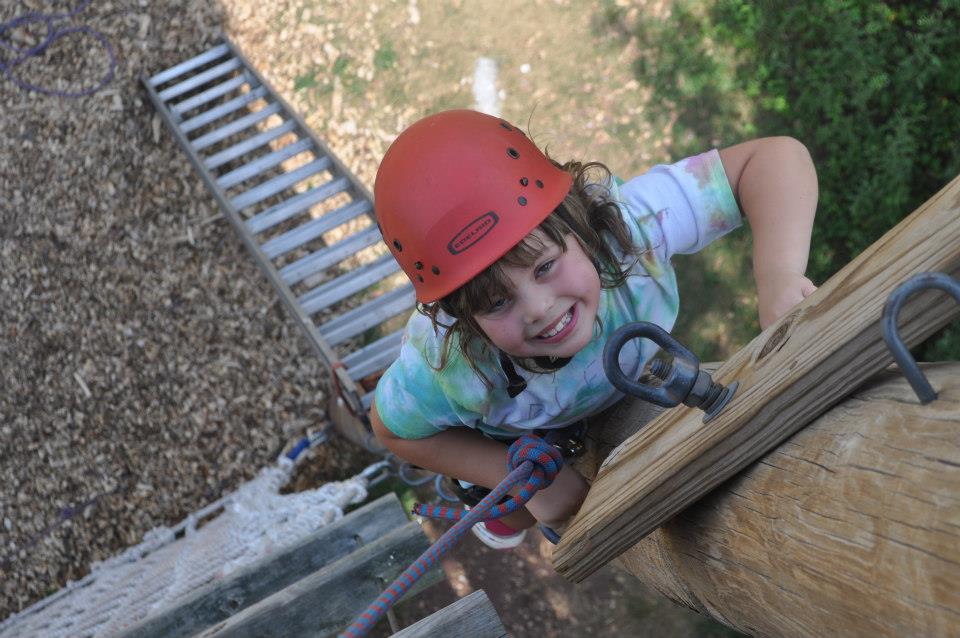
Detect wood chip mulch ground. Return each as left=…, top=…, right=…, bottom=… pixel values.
left=0, top=1, right=375, bottom=618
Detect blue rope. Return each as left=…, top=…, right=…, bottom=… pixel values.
left=0, top=1, right=115, bottom=97
left=339, top=435, right=563, bottom=638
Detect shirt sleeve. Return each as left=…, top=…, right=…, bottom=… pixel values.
left=617, top=149, right=742, bottom=259
left=374, top=338, right=458, bottom=440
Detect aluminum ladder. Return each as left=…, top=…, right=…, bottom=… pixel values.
left=141, top=39, right=415, bottom=418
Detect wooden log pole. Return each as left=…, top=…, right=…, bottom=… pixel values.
left=553, top=173, right=960, bottom=581
left=609, top=363, right=960, bottom=637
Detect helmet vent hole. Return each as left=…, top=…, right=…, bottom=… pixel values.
left=535, top=179, right=544, bottom=188
left=432, top=266, right=440, bottom=275
left=393, top=239, right=403, bottom=252
left=414, top=261, right=423, bottom=270
left=500, top=122, right=513, bottom=131
left=507, top=147, right=520, bottom=159
left=518, top=196, right=527, bottom=206
left=519, top=177, right=529, bottom=186
left=417, top=275, right=424, bottom=283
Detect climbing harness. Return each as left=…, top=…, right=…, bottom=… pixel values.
left=1, top=0, right=115, bottom=97
left=374, top=109, right=573, bottom=302
left=339, top=435, right=563, bottom=637
left=603, top=321, right=738, bottom=422
left=143, top=38, right=415, bottom=418
left=882, top=271, right=960, bottom=404
left=498, top=349, right=574, bottom=398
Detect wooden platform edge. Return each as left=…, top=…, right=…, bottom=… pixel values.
left=390, top=590, right=509, bottom=638
left=194, top=520, right=441, bottom=637
left=118, top=493, right=408, bottom=638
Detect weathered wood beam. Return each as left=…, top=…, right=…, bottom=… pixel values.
left=390, top=590, right=508, bottom=638
left=195, top=521, right=441, bottom=637
left=119, top=494, right=409, bottom=638
left=554, top=173, right=960, bottom=581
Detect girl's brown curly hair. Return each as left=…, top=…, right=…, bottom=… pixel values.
left=415, top=159, right=639, bottom=385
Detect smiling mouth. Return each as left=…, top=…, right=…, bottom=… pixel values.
left=537, top=306, right=574, bottom=339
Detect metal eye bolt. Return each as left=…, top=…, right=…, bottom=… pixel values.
left=603, top=321, right=738, bottom=422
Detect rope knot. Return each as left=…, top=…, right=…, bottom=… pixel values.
left=346, top=435, right=565, bottom=636
left=507, top=434, right=563, bottom=488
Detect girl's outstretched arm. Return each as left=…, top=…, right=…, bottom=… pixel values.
left=370, top=401, right=588, bottom=530
left=719, top=137, right=818, bottom=329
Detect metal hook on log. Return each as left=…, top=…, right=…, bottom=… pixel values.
left=602, top=321, right=738, bottom=422
left=882, top=272, right=960, bottom=404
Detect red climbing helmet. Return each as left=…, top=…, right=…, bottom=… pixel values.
left=374, top=109, right=573, bottom=303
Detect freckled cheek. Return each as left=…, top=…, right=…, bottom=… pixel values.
left=475, top=315, right=525, bottom=351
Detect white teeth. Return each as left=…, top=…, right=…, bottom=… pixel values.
left=539, top=309, right=572, bottom=339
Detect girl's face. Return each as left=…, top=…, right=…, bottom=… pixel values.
left=473, top=231, right=601, bottom=360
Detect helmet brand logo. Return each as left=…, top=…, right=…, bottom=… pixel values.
left=448, top=212, right=499, bottom=255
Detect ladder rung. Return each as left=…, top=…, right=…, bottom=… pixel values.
left=261, top=198, right=370, bottom=259
left=318, top=285, right=415, bottom=346
left=298, top=255, right=400, bottom=315
left=158, top=57, right=242, bottom=102
left=148, top=43, right=230, bottom=86
left=217, top=137, right=313, bottom=189
left=230, top=157, right=332, bottom=211
left=172, top=74, right=249, bottom=116
left=191, top=102, right=283, bottom=151
left=143, top=39, right=414, bottom=414
left=180, top=86, right=268, bottom=134
left=279, top=226, right=382, bottom=287
left=203, top=119, right=297, bottom=170
left=246, top=177, right=352, bottom=235
left=343, top=330, right=405, bottom=381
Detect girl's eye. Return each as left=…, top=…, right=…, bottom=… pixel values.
left=487, top=297, right=508, bottom=313
left=535, top=259, right=556, bottom=277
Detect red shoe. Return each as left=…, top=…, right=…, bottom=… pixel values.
left=465, top=507, right=526, bottom=550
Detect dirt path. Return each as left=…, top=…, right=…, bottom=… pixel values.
left=226, top=0, right=668, bottom=194
left=380, top=516, right=742, bottom=637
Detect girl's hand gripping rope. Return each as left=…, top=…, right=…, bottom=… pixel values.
left=339, top=435, right=562, bottom=638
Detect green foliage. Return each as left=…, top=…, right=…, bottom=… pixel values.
left=330, top=55, right=368, bottom=97
left=629, top=0, right=960, bottom=359
left=332, top=55, right=351, bottom=77
left=374, top=41, right=397, bottom=71
left=293, top=70, right=319, bottom=92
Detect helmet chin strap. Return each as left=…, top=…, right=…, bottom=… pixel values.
left=498, top=350, right=572, bottom=398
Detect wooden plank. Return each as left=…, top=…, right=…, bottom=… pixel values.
left=194, top=521, right=441, bottom=637
left=613, top=363, right=960, bottom=637
left=390, top=590, right=509, bottom=638
left=119, top=494, right=409, bottom=638
left=554, top=172, right=960, bottom=581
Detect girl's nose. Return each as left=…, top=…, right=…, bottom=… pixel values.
left=519, top=286, right=552, bottom=325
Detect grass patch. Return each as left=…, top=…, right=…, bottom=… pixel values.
left=293, top=69, right=319, bottom=92
left=374, top=41, right=396, bottom=71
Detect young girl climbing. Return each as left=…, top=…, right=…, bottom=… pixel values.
left=369, top=109, right=817, bottom=548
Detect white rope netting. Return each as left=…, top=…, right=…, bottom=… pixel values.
left=0, top=452, right=375, bottom=638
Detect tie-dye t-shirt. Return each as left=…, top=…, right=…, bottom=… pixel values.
left=375, top=149, right=741, bottom=440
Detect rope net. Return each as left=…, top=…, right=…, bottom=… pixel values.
left=0, top=455, right=371, bottom=638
